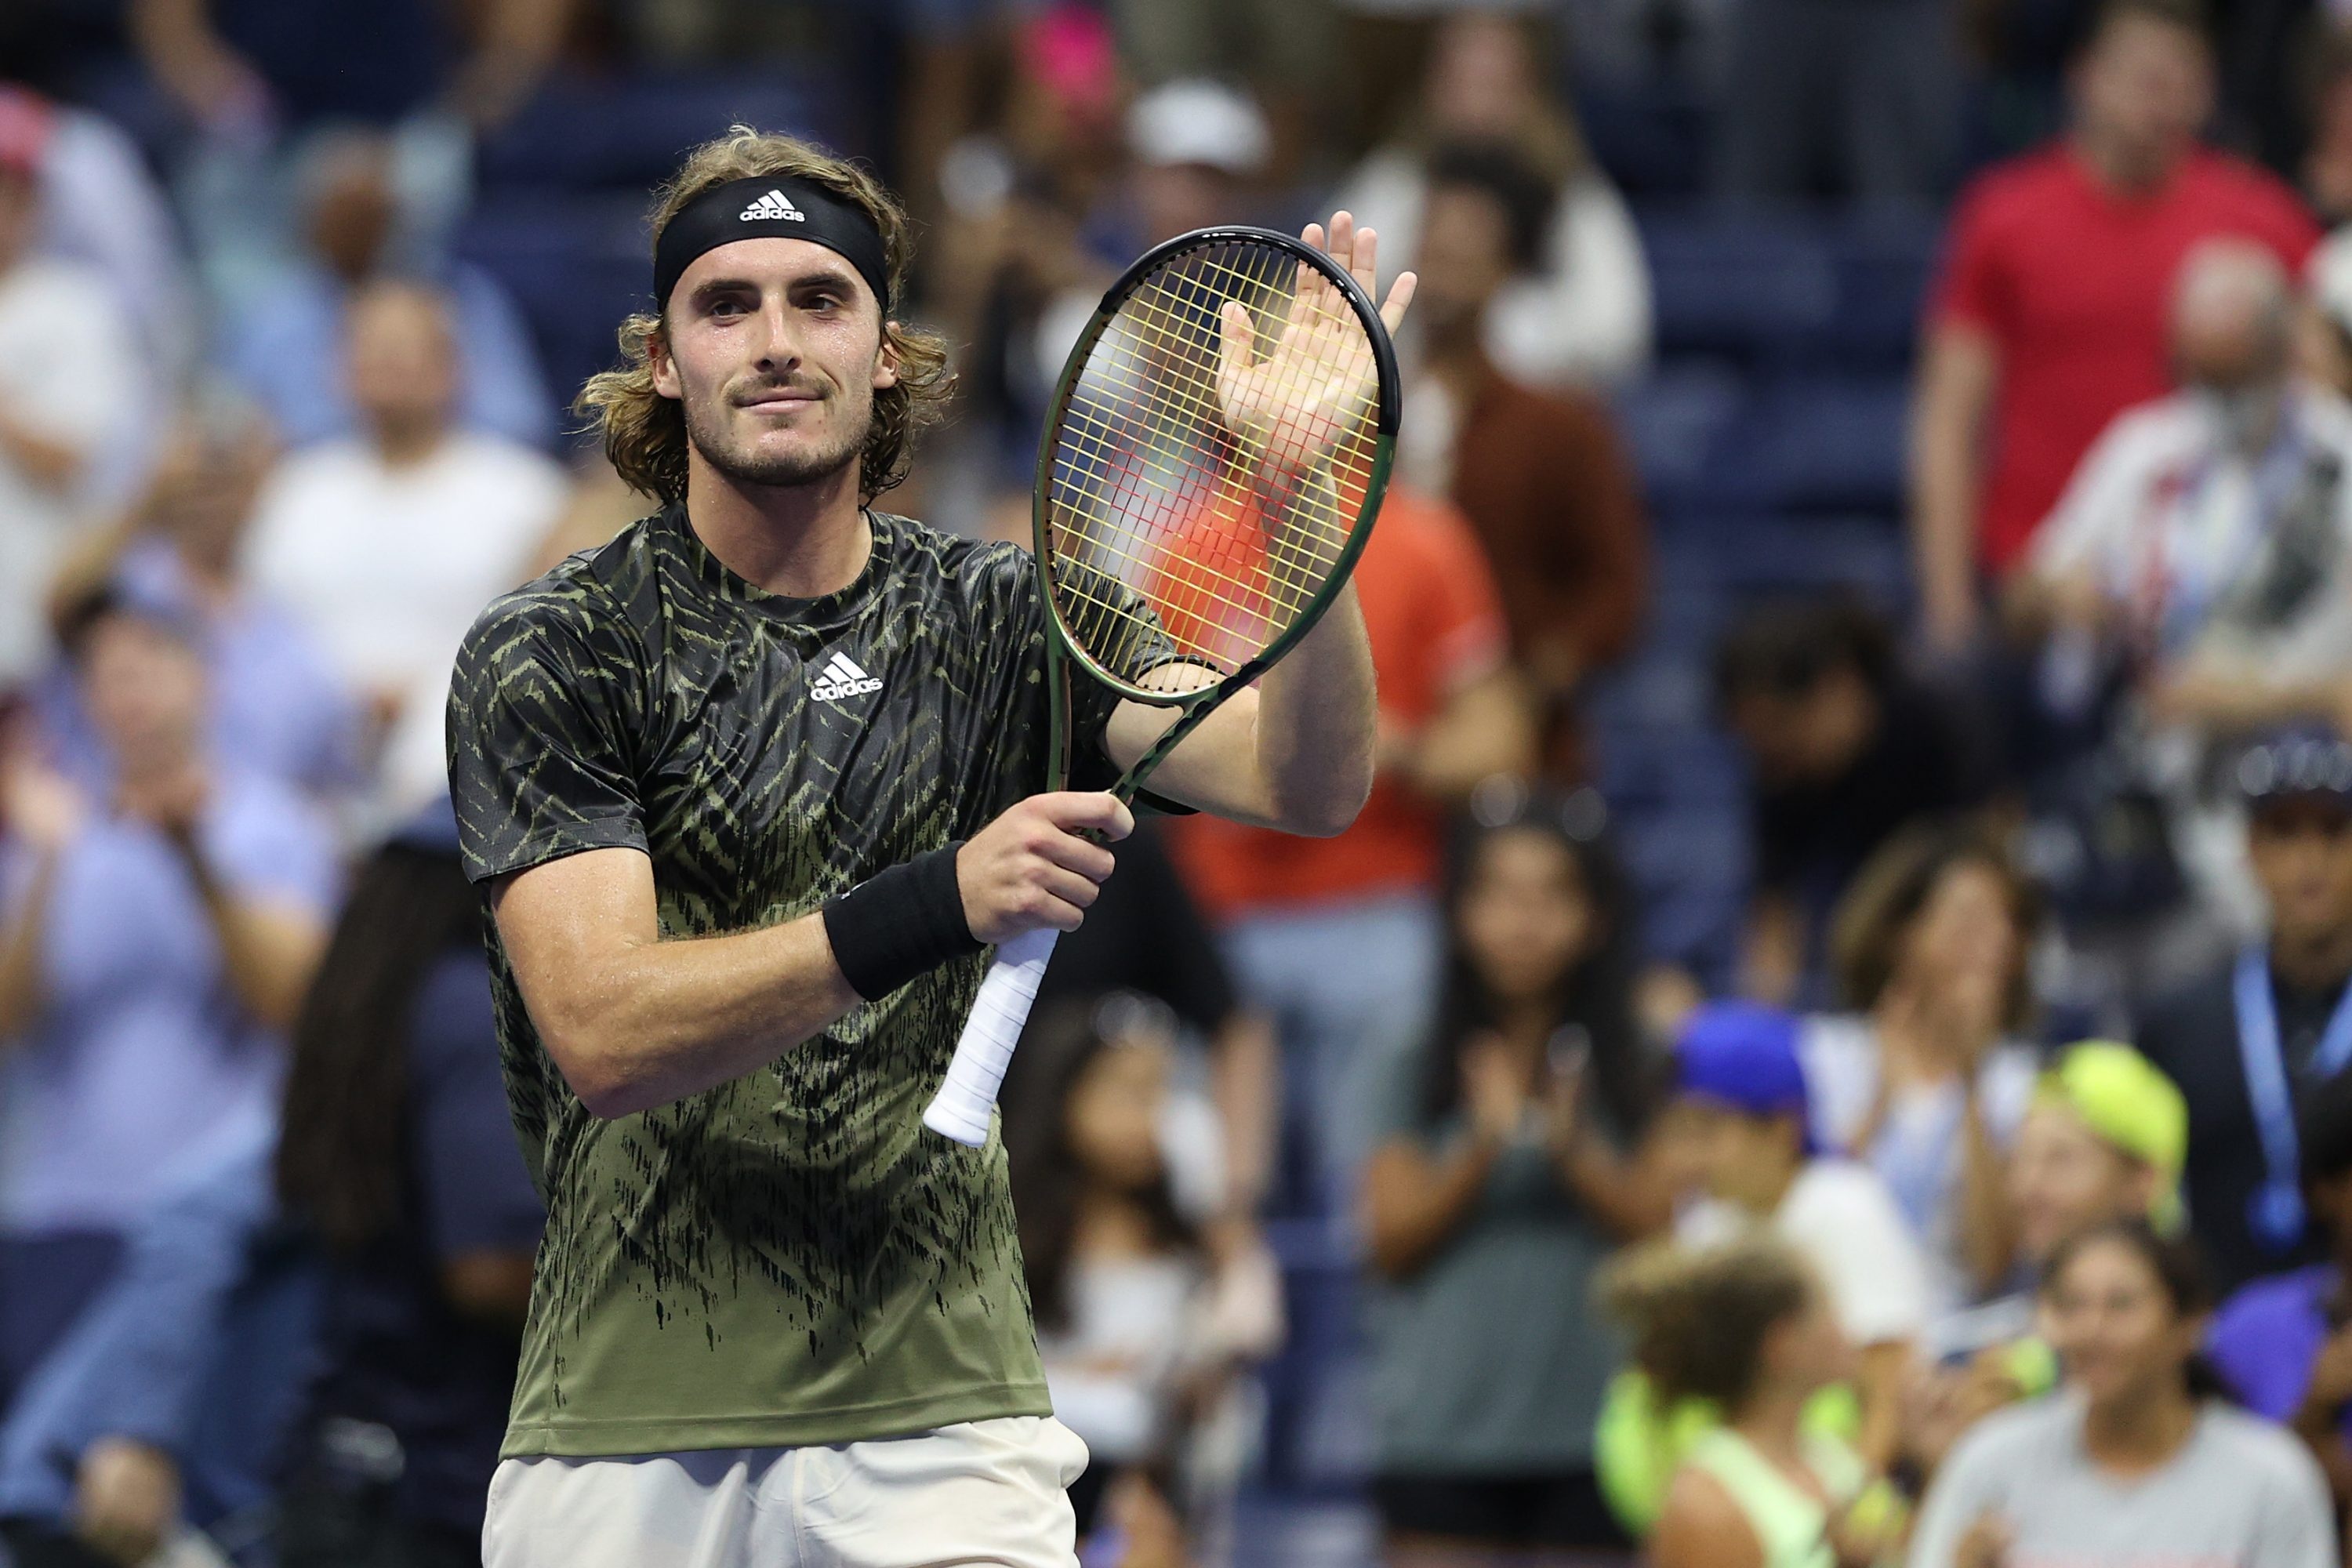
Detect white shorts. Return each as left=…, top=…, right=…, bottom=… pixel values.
left=480, top=1416, right=1089, bottom=1568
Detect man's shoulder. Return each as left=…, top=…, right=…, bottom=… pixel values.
left=2198, top=1400, right=2333, bottom=1493
left=1950, top=143, right=2079, bottom=233
left=462, top=516, right=662, bottom=663
left=1784, top=1158, right=1908, bottom=1232
left=2182, top=148, right=2318, bottom=223
left=1945, top=1391, right=2074, bottom=1476
left=876, top=513, right=1035, bottom=616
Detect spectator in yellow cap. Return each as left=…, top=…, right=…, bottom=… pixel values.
left=1906, top=1042, right=2188, bottom=1476
left=2209, top=1066, right=2352, bottom=1508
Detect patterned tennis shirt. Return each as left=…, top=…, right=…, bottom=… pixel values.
left=446, top=503, right=1156, bottom=1457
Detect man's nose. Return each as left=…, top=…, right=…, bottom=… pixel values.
left=750, top=298, right=804, bottom=368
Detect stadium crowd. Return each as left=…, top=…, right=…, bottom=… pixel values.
left=10, top=0, right=2352, bottom=1564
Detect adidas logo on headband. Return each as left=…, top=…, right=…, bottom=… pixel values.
left=740, top=189, right=805, bottom=223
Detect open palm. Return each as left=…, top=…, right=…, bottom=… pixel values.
left=1214, top=211, right=1416, bottom=474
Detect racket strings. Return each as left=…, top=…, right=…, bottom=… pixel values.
left=1044, top=238, right=1384, bottom=684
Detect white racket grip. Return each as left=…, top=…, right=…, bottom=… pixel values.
left=923, top=927, right=1062, bottom=1145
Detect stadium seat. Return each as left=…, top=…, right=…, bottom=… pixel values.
left=1611, top=363, right=1746, bottom=514
left=457, top=193, right=652, bottom=407
left=1696, top=376, right=1911, bottom=514
left=1639, top=207, right=1837, bottom=362
left=477, top=70, right=835, bottom=194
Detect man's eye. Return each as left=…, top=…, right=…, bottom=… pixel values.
left=710, top=299, right=746, bottom=318
left=808, top=295, right=841, bottom=313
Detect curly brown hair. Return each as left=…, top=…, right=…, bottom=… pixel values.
left=575, top=126, right=956, bottom=506
left=1600, top=1237, right=1816, bottom=1412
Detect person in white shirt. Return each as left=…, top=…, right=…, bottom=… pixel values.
left=241, top=279, right=565, bottom=811
left=1671, top=1001, right=1929, bottom=1469
left=0, top=98, right=136, bottom=690
left=2029, top=237, right=2352, bottom=742
left=2026, top=238, right=2352, bottom=927
left=1803, top=823, right=2045, bottom=1315
left=1334, top=10, right=1652, bottom=390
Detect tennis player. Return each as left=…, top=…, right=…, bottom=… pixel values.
left=448, top=129, right=1413, bottom=1566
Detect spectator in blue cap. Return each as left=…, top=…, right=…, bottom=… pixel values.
left=1672, top=1001, right=1929, bottom=1467
left=2139, top=724, right=2352, bottom=1294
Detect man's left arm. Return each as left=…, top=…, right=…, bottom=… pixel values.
left=1104, top=586, right=1377, bottom=837
left=1101, top=209, right=1406, bottom=838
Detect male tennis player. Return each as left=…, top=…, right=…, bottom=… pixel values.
left=448, top=129, right=1414, bottom=1566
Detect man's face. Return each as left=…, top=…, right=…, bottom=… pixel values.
left=345, top=288, right=459, bottom=442
left=1413, top=184, right=1513, bottom=345
left=1135, top=162, right=1240, bottom=248
left=2249, top=797, right=2352, bottom=949
left=80, top=614, right=205, bottom=764
left=2073, top=14, right=2214, bottom=170
left=1725, top=666, right=1876, bottom=788
left=652, top=237, right=898, bottom=492
left=2007, top=1104, right=2147, bottom=1265
left=1682, top=1098, right=1799, bottom=1210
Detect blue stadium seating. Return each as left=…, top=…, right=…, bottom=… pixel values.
left=476, top=70, right=836, bottom=194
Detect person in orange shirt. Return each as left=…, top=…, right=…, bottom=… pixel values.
left=1163, top=484, right=1535, bottom=1214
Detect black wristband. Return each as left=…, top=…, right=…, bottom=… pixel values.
left=822, top=843, right=983, bottom=1001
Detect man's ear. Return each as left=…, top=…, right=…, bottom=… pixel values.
left=873, top=323, right=901, bottom=392
left=649, top=325, right=682, bottom=401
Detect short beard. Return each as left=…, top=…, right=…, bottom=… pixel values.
left=683, top=388, right=873, bottom=491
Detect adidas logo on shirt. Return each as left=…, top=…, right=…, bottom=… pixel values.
left=811, top=650, right=883, bottom=702
left=740, top=189, right=806, bottom=223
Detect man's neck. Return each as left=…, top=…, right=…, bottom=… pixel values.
left=2073, top=128, right=2180, bottom=198
left=2274, top=920, right=2352, bottom=996
left=686, top=453, right=872, bottom=599
left=371, top=419, right=449, bottom=470
left=1741, top=1156, right=1802, bottom=1219
left=1419, top=326, right=1486, bottom=398
left=1732, top=1388, right=1810, bottom=1466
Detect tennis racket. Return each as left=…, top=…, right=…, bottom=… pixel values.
left=922, top=220, right=1403, bottom=1145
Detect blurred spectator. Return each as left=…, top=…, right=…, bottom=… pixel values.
left=1400, top=143, right=1649, bottom=780
left=1613, top=1239, right=1892, bottom=1568
left=2303, top=27, right=2352, bottom=229
left=32, top=398, right=361, bottom=803
left=241, top=281, right=566, bottom=811
left=129, top=0, right=566, bottom=134
left=1672, top=1002, right=1929, bottom=1467
left=2023, top=241, right=2352, bottom=759
left=1912, top=0, right=2319, bottom=656
left=220, top=129, right=554, bottom=452
left=0, top=109, right=136, bottom=691
left=1805, top=824, right=2045, bottom=1312
left=0, top=588, right=333, bottom=1409
left=2209, top=1067, right=2352, bottom=1512
left=0, top=804, right=540, bottom=1567
left=2, top=85, right=199, bottom=390
left=1107, top=0, right=1334, bottom=180
left=1713, top=598, right=1992, bottom=1006
left=1906, top=1042, right=2187, bottom=1474
left=1336, top=11, right=1653, bottom=389
left=2137, top=727, right=2352, bottom=1294
left=1123, top=78, right=1270, bottom=250
left=2306, top=227, right=2352, bottom=401
left=1359, top=797, right=1669, bottom=1559
left=1715, top=0, right=1961, bottom=203
left=1909, top=1219, right=2335, bottom=1568
left=1001, top=998, right=1279, bottom=1553
left=1169, top=486, right=1533, bottom=1210
left=1027, top=822, right=1279, bottom=1228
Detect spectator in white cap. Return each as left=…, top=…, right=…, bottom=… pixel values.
left=1125, top=78, right=1270, bottom=248
left=1333, top=10, right=1651, bottom=389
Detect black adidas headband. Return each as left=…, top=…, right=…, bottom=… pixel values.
left=653, top=176, right=893, bottom=316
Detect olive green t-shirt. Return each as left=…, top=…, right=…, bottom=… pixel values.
left=445, top=505, right=1162, bottom=1458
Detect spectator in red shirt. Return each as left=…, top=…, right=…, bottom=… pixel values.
left=1910, top=0, right=2318, bottom=655
left=1163, top=485, right=1535, bottom=1212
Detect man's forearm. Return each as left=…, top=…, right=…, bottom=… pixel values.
left=506, top=908, right=859, bottom=1120
left=1252, top=580, right=1376, bottom=837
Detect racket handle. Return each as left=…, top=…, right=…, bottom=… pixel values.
left=923, top=927, right=1061, bottom=1145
